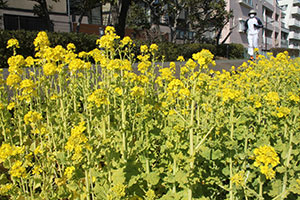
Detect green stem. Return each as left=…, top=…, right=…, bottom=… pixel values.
left=121, top=99, right=127, bottom=160
left=85, top=170, right=90, bottom=200
left=259, top=175, right=264, bottom=199
left=173, top=158, right=176, bottom=194
left=188, top=84, right=196, bottom=200
left=229, top=104, right=234, bottom=200
left=281, top=121, right=294, bottom=200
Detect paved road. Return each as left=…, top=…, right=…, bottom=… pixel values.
left=1, top=59, right=248, bottom=80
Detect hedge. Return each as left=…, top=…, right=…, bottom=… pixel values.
left=1, top=30, right=245, bottom=68
left=270, top=47, right=300, bottom=58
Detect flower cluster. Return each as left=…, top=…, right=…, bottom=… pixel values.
left=65, top=121, right=88, bottom=162
left=253, top=145, right=280, bottom=179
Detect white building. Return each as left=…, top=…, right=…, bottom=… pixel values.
left=278, top=0, right=300, bottom=49
left=221, top=0, right=289, bottom=52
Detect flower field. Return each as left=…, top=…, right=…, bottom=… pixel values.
left=1, top=27, right=300, bottom=200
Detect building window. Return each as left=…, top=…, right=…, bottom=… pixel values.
left=176, top=30, right=185, bottom=39
left=239, top=0, right=253, bottom=7
left=4, top=14, right=47, bottom=31
left=188, top=32, right=194, bottom=40
left=239, top=19, right=246, bottom=32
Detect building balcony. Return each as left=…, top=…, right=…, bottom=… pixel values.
left=281, top=26, right=289, bottom=33
left=289, top=31, right=300, bottom=40
left=289, top=18, right=300, bottom=28
left=291, top=7, right=300, bottom=17
left=293, top=0, right=300, bottom=6
left=265, top=0, right=274, bottom=5
left=238, top=0, right=253, bottom=8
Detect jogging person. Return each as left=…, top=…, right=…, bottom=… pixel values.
left=244, top=9, right=263, bottom=60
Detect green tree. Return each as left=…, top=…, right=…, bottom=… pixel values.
left=70, top=0, right=103, bottom=33
left=186, top=0, right=232, bottom=43
left=127, top=2, right=150, bottom=30
left=30, top=0, right=60, bottom=32
left=0, top=0, right=7, bottom=8
left=165, top=0, right=188, bottom=43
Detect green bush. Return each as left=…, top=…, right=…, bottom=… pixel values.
left=216, top=43, right=245, bottom=59
left=270, top=47, right=300, bottom=58
left=180, top=43, right=217, bottom=60
left=0, top=30, right=98, bottom=68
left=1, top=30, right=246, bottom=68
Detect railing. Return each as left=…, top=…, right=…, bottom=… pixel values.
left=289, top=32, right=300, bottom=40
left=293, top=0, right=300, bottom=6
left=289, top=19, right=300, bottom=27
left=291, top=7, right=300, bottom=16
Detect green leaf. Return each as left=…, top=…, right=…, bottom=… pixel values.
left=67, top=181, right=78, bottom=192
left=112, top=168, right=126, bottom=185
left=144, top=171, right=160, bottom=186
left=56, top=151, right=67, bottom=165
left=293, top=134, right=300, bottom=145
left=269, top=179, right=282, bottom=197
left=222, top=166, right=230, bottom=176
left=0, top=173, right=8, bottom=184
left=33, top=176, right=42, bottom=189
left=175, top=170, right=188, bottom=186
left=276, top=166, right=286, bottom=173
left=199, top=146, right=211, bottom=160
left=212, top=149, right=223, bottom=160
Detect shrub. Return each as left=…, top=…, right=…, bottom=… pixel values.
left=270, top=47, right=300, bottom=58
left=0, top=30, right=98, bottom=68
left=216, top=43, right=245, bottom=59
left=0, top=30, right=246, bottom=68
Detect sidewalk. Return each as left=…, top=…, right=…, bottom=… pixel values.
left=214, top=59, right=248, bottom=71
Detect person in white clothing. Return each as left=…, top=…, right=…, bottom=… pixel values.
left=244, top=9, right=263, bottom=60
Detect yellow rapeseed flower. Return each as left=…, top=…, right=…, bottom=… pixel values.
left=64, top=166, right=75, bottom=179
left=24, top=111, right=43, bottom=125
left=10, top=160, right=26, bottom=178
left=231, top=171, right=245, bottom=186
left=7, top=39, right=20, bottom=49
left=0, top=184, right=13, bottom=195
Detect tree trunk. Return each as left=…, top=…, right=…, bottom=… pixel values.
left=41, top=0, right=54, bottom=31
left=116, top=0, right=131, bottom=38
left=110, top=3, right=119, bottom=26
left=76, top=12, right=85, bottom=33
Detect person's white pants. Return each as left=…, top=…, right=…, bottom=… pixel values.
left=247, top=34, right=259, bottom=56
